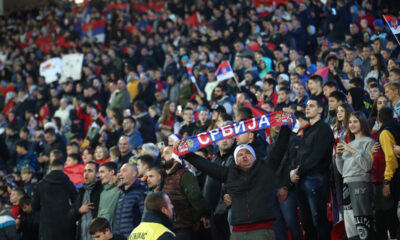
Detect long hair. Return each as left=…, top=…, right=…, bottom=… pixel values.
left=334, top=103, right=353, bottom=133
left=373, top=53, right=387, bottom=82
left=368, top=95, right=388, bottom=121
left=159, top=101, right=174, bottom=124
left=349, top=111, right=371, bottom=141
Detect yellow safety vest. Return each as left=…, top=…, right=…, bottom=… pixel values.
left=128, top=222, right=175, bottom=240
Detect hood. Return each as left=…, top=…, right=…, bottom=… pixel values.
left=261, top=57, right=272, bottom=72
left=348, top=87, right=365, bottom=111
left=43, top=170, right=71, bottom=184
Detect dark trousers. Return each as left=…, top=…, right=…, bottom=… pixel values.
left=175, top=228, right=193, bottom=240
left=374, top=182, right=399, bottom=240
left=210, top=212, right=230, bottom=240
left=297, top=172, right=331, bottom=240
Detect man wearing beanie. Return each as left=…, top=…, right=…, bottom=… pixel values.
left=182, top=125, right=292, bottom=240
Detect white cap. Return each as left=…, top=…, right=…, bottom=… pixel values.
left=234, top=144, right=256, bottom=164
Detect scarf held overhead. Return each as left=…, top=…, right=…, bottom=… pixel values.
left=175, top=111, right=298, bottom=156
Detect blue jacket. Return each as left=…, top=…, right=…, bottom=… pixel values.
left=113, top=180, right=147, bottom=238
left=16, top=151, right=38, bottom=173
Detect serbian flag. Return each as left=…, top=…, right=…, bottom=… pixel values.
left=187, top=67, right=201, bottom=92
left=82, top=19, right=106, bottom=43
left=215, top=61, right=235, bottom=82
left=314, top=66, right=329, bottom=82
left=244, top=102, right=273, bottom=144
left=175, top=111, right=299, bottom=156
left=383, top=15, right=400, bottom=35
left=185, top=12, right=201, bottom=27
left=187, top=67, right=196, bottom=84
left=81, top=0, right=92, bottom=23
left=105, top=3, right=130, bottom=12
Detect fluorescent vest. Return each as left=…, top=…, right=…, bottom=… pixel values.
left=128, top=222, right=175, bottom=240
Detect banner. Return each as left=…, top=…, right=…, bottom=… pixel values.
left=60, top=54, right=84, bottom=82
left=175, top=111, right=298, bottom=156
left=40, top=57, right=62, bottom=83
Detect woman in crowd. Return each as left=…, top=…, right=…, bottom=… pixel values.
left=368, top=95, right=389, bottom=130
left=366, top=53, right=387, bottom=85
left=331, top=103, right=353, bottom=224
left=156, top=101, right=176, bottom=144
left=336, top=111, right=376, bottom=239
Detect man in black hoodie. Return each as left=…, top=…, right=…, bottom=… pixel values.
left=32, top=158, right=77, bottom=240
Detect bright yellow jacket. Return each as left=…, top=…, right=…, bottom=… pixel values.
left=380, top=130, right=398, bottom=181
left=128, top=222, right=175, bottom=240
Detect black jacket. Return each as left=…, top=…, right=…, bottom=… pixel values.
left=72, top=180, right=103, bottom=240
left=294, top=119, right=334, bottom=177
left=32, top=170, right=77, bottom=240
left=136, top=112, right=156, bottom=143
left=268, top=133, right=300, bottom=189
left=202, top=145, right=235, bottom=213
left=185, top=126, right=291, bottom=225
left=19, top=211, right=40, bottom=240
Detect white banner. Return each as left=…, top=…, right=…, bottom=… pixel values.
left=40, top=58, right=62, bottom=84
left=60, top=54, right=84, bottom=82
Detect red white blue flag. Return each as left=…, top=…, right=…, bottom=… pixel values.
left=82, top=19, right=106, bottom=43
left=187, top=67, right=196, bottom=84
left=383, top=15, right=400, bottom=35
left=215, top=61, right=235, bottom=82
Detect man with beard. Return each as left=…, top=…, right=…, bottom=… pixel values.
left=146, top=168, right=164, bottom=192
left=72, top=161, right=103, bottom=240
left=113, top=163, right=147, bottom=238
left=203, top=127, right=236, bottom=240
left=211, top=84, right=233, bottom=115
left=161, top=146, right=208, bottom=240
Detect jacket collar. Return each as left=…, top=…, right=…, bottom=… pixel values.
left=142, top=209, right=173, bottom=230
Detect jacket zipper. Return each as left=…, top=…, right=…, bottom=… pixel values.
left=245, top=173, right=250, bottom=220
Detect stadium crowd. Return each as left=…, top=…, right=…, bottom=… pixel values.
left=0, top=0, right=400, bottom=239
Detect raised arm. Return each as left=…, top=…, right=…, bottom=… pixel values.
left=184, top=152, right=229, bottom=182
left=266, top=126, right=291, bottom=170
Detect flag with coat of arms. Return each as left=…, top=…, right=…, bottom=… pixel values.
left=383, top=15, right=400, bottom=35
left=215, top=61, right=235, bottom=82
